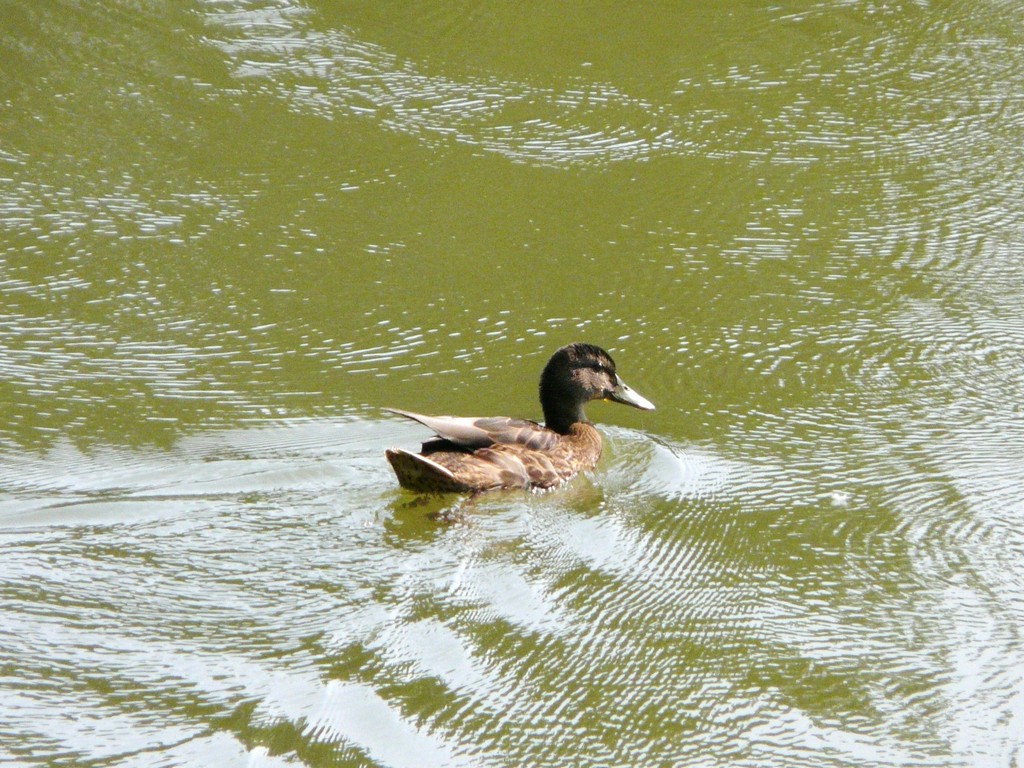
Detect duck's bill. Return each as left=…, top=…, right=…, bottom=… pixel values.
left=607, top=375, right=655, bottom=411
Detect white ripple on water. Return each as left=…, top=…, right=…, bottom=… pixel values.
left=711, top=278, right=1024, bottom=765
left=364, top=617, right=521, bottom=718
left=0, top=170, right=243, bottom=243
left=896, top=422, right=1024, bottom=762
left=302, top=680, right=470, bottom=768
left=596, top=413, right=1023, bottom=764
left=198, top=0, right=693, bottom=167
left=0, top=612, right=321, bottom=760
left=1, top=610, right=466, bottom=766
left=3, top=412, right=1023, bottom=767
left=0, top=418, right=400, bottom=526
left=0, top=418, right=477, bottom=764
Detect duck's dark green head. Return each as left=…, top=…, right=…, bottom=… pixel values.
left=539, top=343, right=655, bottom=433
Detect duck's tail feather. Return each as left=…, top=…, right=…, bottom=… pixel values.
left=385, top=448, right=469, bottom=493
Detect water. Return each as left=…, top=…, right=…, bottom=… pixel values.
left=3, top=0, right=1024, bottom=765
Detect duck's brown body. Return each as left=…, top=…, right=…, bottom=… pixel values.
left=386, top=420, right=602, bottom=492
left=385, top=343, right=654, bottom=494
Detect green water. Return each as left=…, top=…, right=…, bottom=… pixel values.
left=3, top=1, right=1024, bottom=766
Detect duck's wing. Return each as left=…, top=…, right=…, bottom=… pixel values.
left=385, top=448, right=468, bottom=493
left=387, top=409, right=560, bottom=451
left=386, top=447, right=532, bottom=493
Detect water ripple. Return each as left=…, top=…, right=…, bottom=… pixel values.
left=199, top=0, right=696, bottom=167
left=1, top=408, right=1023, bottom=765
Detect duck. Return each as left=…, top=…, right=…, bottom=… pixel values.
left=385, top=342, right=654, bottom=493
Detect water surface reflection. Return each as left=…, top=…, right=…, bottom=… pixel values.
left=3, top=0, right=1024, bottom=765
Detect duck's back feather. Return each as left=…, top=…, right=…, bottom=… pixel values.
left=387, top=408, right=560, bottom=451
